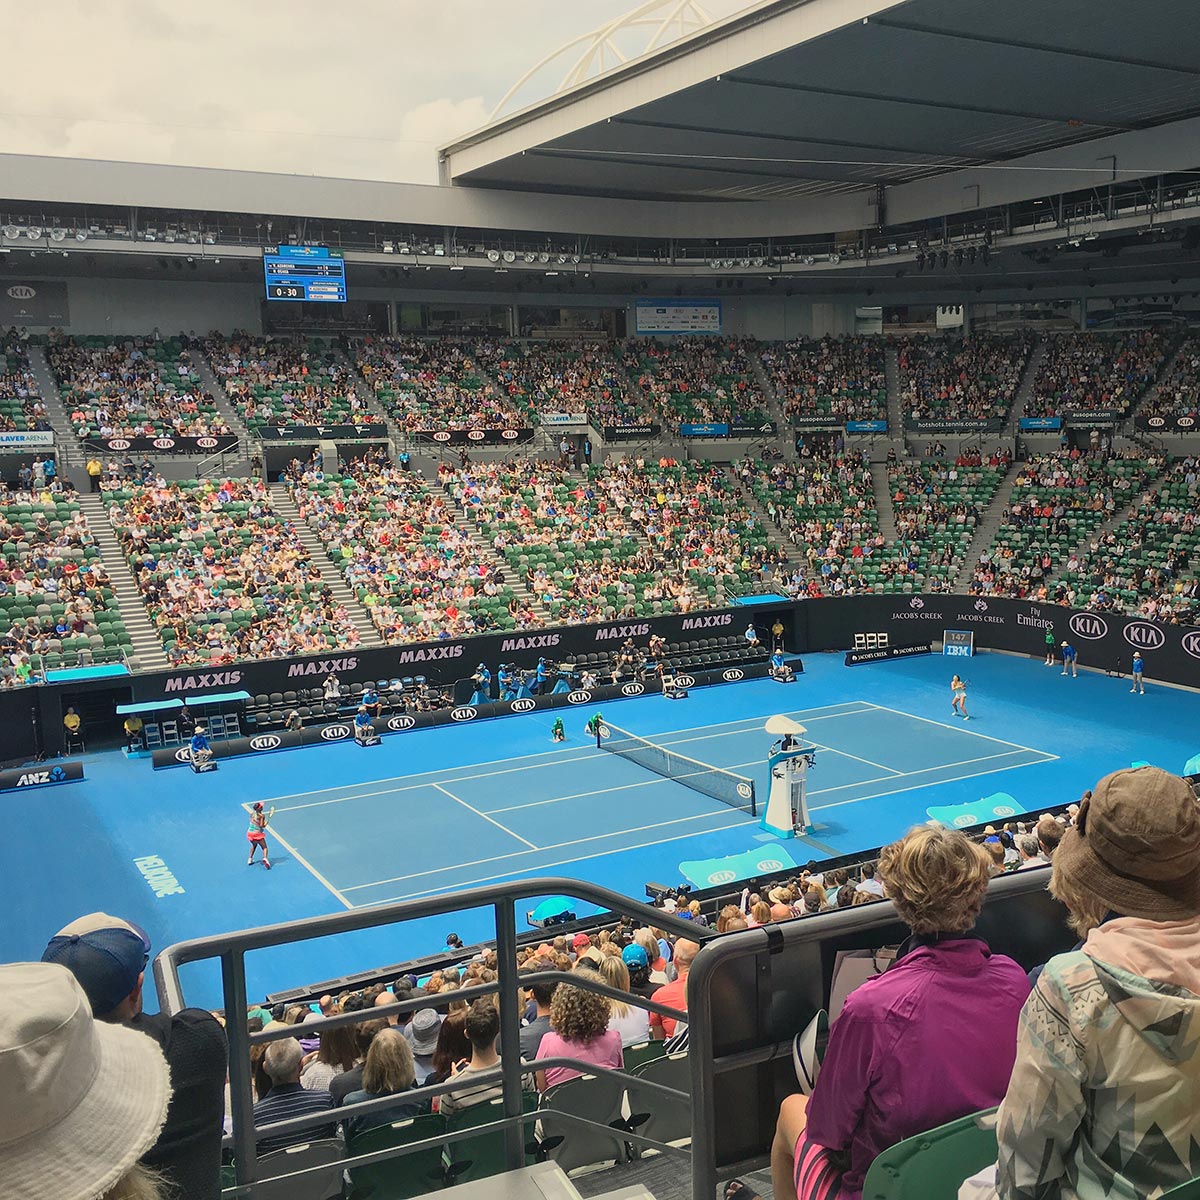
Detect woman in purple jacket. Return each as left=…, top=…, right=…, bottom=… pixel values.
left=760, top=826, right=1031, bottom=1200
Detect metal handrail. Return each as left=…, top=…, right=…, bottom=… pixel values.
left=154, top=877, right=709, bottom=1197
left=194, top=444, right=240, bottom=479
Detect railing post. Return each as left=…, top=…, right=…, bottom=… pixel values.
left=494, top=898, right=527, bottom=1172
left=223, top=948, right=260, bottom=1193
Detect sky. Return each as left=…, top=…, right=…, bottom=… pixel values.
left=2, top=0, right=753, bottom=183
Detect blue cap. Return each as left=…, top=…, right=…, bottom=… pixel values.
left=42, top=913, right=151, bottom=1016
left=621, top=944, right=649, bottom=969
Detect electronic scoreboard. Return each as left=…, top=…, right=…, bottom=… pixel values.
left=942, top=629, right=975, bottom=657
left=263, top=245, right=347, bottom=303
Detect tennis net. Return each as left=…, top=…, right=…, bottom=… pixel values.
left=597, top=721, right=757, bottom=817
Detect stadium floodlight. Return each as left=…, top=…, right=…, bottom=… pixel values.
left=433, top=245, right=446, bottom=256
left=487, top=249, right=501, bottom=262
left=523, top=251, right=537, bottom=263
left=143, top=230, right=156, bottom=242
left=75, top=230, right=88, bottom=242
left=203, top=232, right=217, bottom=245
left=2, top=226, right=18, bottom=240
left=49, top=228, right=66, bottom=242
left=571, top=254, right=581, bottom=264
left=538, top=251, right=551, bottom=264
left=186, top=231, right=199, bottom=244
left=751, top=256, right=765, bottom=268
left=502, top=250, right=516, bottom=263
left=887, top=243, right=898, bottom=255
left=803, top=255, right=816, bottom=266
left=827, top=252, right=840, bottom=265
left=382, top=241, right=395, bottom=253
left=739, top=257, right=751, bottom=268
left=27, top=227, right=43, bottom=240
left=557, top=253, right=568, bottom=264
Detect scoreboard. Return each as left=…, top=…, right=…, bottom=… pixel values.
left=943, top=629, right=975, bottom=657
left=263, top=245, right=347, bottom=303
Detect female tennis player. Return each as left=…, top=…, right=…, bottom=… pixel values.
left=951, top=674, right=969, bottom=721
left=247, top=801, right=275, bottom=869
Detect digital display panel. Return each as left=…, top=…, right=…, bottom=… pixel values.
left=263, top=245, right=347, bottom=303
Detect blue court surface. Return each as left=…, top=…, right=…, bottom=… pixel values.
left=6, top=650, right=1197, bottom=1009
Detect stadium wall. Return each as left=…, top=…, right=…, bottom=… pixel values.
left=61, top=277, right=263, bottom=336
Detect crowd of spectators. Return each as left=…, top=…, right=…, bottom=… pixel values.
left=0, top=479, right=129, bottom=677
left=759, top=336, right=887, bottom=424
left=897, top=333, right=1033, bottom=422
left=966, top=450, right=1161, bottom=599
left=485, top=340, right=651, bottom=427
left=1057, top=457, right=1200, bottom=622
left=47, top=334, right=232, bottom=440
left=1138, top=333, right=1200, bottom=424
left=289, top=451, right=523, bottom=642
left=623, top=337, right=768, bottom=427
left=356, top=337, right=535, bottom=431
left=0, top=329, right=51, bottom=431
left=103, top=476, right=362, bottom=664
left=207, top=333, right=380, bottom=432
left=1029, top=329, right=1169, bottom=418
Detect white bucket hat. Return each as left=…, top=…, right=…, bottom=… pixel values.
left=0, top=962, right=171, bottom=1200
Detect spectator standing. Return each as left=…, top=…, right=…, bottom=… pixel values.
left=41, top=913, right=228, bottom=1200
left=765, top=827, right=1029, bottom=1200
left=86, top=456, right=102, bottom=492
left=993, top=768, right=1200, bottom=1200
left=2, top=962, right=173, bottom=1200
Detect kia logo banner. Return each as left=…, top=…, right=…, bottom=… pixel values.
left=450, top=706, right=477, bottom=722
left=321, top=724, right=351, bottom=740
left=388, top=715, right=417, bottom=731
left=414, top=429, right=535, bottom=446
left=721, top=668, right=744, bottom=682
left=1069, top=613, right=1108, bottom=640
left=1123, top=622, right=1166, bottom=651
left=567, top=690, right=592, bottom=704
left=92, top=435, right=238, bottom=454
left=249, top=735, right=282, bottom=751
left=674, top=675, right=697, bottom=688
left=621, top=683, right=646, bottom=696
left=1182, top=631, right=1200, bottom=660
left=508, top=698, right=537, bottom=712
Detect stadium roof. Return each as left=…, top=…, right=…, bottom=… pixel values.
left=441, top=0, right=1200, bottom=203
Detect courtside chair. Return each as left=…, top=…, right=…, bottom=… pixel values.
left=860, top=1107, right=998, bottom=1200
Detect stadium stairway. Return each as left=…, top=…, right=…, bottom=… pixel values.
left=75, top=494, right=170, bottom=672
left=870, top=460, right=901, bottom=542
left=267, top=483, right=385, bottom=648
left=1002, top=336, right=1049, bottom=435
left=449, top=501, right=556, bottom=624
left=951, top=460, right=1025, bottom=592
left=26, top=345, right=87, bottom=477
left=191, top=351, right=255, bottom=452
left=749, top=352, right=796, bottom=460
left=1121, top=334, right=1191, bottom=436
left=884, top=343, right=905, bottom=438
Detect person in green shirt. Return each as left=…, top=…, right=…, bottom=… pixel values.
left=1044, top=628, right=1056, bottom=666
left=551, top=717, right=565, bottom=743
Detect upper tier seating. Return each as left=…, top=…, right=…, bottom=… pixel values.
left=1139, top=335, right=1200, bottom=424
left=103, top=478, right=362, bottom=665
left=356, top=337, right=534, bottom=431
left=0, top=333, right=51, bottom=431
left=897, top=334, right=1033, bottom=423
left=0, top=484, right=130, bottom=678
left=759, top=336, right=887, bottom=424
left=47, top=335, right=231, bottom=440
left=1029, top=330, right=1169, bottom=419
left=621, top=337, right=769, bottom=427
left=290, top=456, right=523, bottom=643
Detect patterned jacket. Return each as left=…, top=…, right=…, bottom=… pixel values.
left=997, top=915, right=1200, bottom=1199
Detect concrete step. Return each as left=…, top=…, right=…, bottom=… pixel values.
left=1004, top=337, right=1049, bottom=434
left=191, top=349, right=254, bottom=450
left=884, top=345, right=904, bottom=439
left=26, top=345, right=85, bottom=471
left=267, top=483, right=385, bottom=647
left=1121, top=333, right=1190, bottom=435
left=952, top=461, right=1025, bottom=591
left=74, top=493, right=170, bottom=671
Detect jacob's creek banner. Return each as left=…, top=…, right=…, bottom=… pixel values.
left=800, top=594, right=1200, bottom=689
left=131, top=607, right=758, bottom=701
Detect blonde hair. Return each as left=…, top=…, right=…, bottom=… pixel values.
left=362, top=1028, right=416, bottom=1094
left=878, top=826, right=991, bottom=934
left=1050, top=855, right=1110, bottom=937
left=102, top=1165, right=166, bottom=1200
left=597, top=954, right=631, bottom=1019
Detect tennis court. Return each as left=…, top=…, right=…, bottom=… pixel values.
left=260, top=697, right=1058, bottom=908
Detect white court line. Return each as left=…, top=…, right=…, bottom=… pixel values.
left=271, top=707, right=877, bottom=814
left=262, top=700, right=875, bottom=804
left=241, top=803, right=354, bottom=910
left=810, top=752, right=1059, bottom=814
left=340, top=807, right=747, bottom=893
left=804, top=747, right=1047, bottom=797
left=362, top=820, right=750, bottom=907
left=432, top=783, right=539, bottom=851
left=863, top=702, right=1053, bottom=756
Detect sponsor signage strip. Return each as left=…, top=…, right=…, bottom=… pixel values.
left=412, top=429, right=535, bottom=446
left=0, top=430, right=55, bottom=447
left=255, top=425, right=388, bottom=441
left=1136, top=414, right=1199, bottom=433
left=906, top=418, right=1003, bottom=432
left=602, top=423, right=661, bottom=442
left=541, top=412, right=588, bottom=427
left=1019, top=417, right=1062, bottom=431
left=150, top=662, right=772, bottom=769
left=844, top=642, right=932, bottom=666
left=845, top=420, right=888, bottom=433
left=0, top=760, right=84, bottom=791
left=86, top=435, right=239, bottom=454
